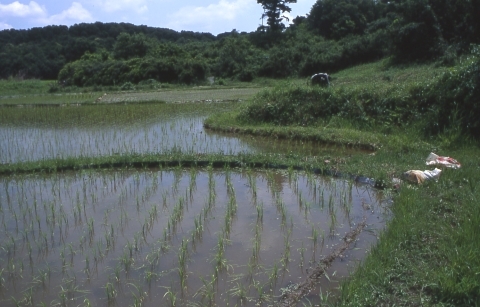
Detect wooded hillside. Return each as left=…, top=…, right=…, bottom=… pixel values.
left=0, top=0, right=478, bottom=84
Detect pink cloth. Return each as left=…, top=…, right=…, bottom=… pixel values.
left=426, top=153, right=461, bottom=169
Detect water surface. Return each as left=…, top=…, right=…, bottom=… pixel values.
left=0, top=168, right=390, bottom=306
left=0, top=103, right=365, bottom=164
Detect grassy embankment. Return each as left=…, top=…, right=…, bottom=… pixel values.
left=1, top=58, right=479, bottom=306
left=0, top=78, right=266, bottom=105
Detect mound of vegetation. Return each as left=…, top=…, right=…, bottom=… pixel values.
left=423, top=51, right=480, bottom=139
left=238, top=51, right=480, bottom=140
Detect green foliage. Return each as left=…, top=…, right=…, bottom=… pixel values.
left=1, top=0, right=479, bottom=84
left=0, top=41, right=65, bottom=79
left=215, top=78, right=226, bottom=86
left=389, top=0, right=444, bottom=62
left=47, top=82, right=60, bottom=93
left=120, top=82, right=135, bottom=91
left=58, top=55, right=207, bottom=86
left=257, top=0, right=297, bottom=32
left=238, top=82, right=425, bottom=128
left=239, top=55, right=480, bottom=140
left=113, top=32, right=149, bottom=60
left=422, top=50, right=480, bottom=139
left=0, top=79, right=53, bottom=95
left=0, top=22, right=214, bottom=81
left=307, top=0, right=379, bottom=39
left=213, top=36, right=263, bottom=81
left=258, top=45, right=297, bottom=78
left=338, top=152, right=480, bottom=306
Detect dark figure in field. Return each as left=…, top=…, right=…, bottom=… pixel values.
left=310, top=73, right=330, bottom=87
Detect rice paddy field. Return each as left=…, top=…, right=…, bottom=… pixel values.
left=0, top=102, right=366, bottom=164
left=0, top=90, right=390, bottom=306
left=0, top=166, right=390, bottom=307
left=0, top=88, right=263, bottom=106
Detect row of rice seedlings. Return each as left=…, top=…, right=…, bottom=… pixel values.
left=142, top=178, right=212, bottom=293
left=0, top=171, right=145, bottom=304
left=14, top=171, right=172, bottom=306
left=0, top=168, right=381, bottom=306
left=177, top=238, right=189, bottom=291
left=0, top=103, right=254, bottom=164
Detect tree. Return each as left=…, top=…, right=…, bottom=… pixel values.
left=390, top=0, right=443, bottom=61
left=113, top=32, right=150, bottom=60
left=257, top=0, right=297, bottom=32
left=307, top=0, right=378, bottom=39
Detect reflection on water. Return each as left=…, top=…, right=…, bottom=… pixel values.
left=0, top=103, right=366, bottom=164
left=0, top=102, right=386, bottom=306
left=0, top=168, right=390, bottom=306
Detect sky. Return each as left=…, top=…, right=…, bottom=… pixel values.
left=0, top=0, right=317, bottom=35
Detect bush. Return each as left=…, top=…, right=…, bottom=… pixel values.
left=58, top=56, right=207, bottom=86
left=216, top=78, right=226, bottom=86
left=120, top=82, right=135, bottom=91
left=47, top=82, right=60, bottom=93
left=423, top=52, right=480, bottom=139
left=239, top=51, right=480, bottom=141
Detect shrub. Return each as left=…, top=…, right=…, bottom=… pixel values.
left=423, top=51, right=480, bottom=139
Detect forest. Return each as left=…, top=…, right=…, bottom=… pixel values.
left=0, top=0, right=479, bottom=86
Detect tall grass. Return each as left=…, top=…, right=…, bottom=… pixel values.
left=338, top=160, right=480, bottom=306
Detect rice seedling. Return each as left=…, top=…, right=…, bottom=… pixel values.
left=105, top=282, right=117, bottom=303
left=163, top=287, right=177, bottom=307
left=0, top=162, right=385, bottom=306
left=256, top=202, right=264, bottom=223
left=229, top=281, right=249, bottom=305
left=328, top=192, right=334, bottom=213
left=193, top=275, right=216, bottom=306
left=311, top=226, right=319, bottom=250
left=193, top=215, right=203, bottom=240
left=111, top=265, right=121, bottom=283
left=252, top=278, right=271, bottom=305
left=213, top=234, right=229, bottom=274
left=83, top=255, right=91, bottom=279
left=329, top=208, right=338, bottom=236
left=250, top=223, right=262, bottom=264
left=130, top=283, right=147, bottom=307
left=121, top=250, right=134, bottom=273
left=283, top=229, right=292, bottom=264
left=298, top=242, right=306, bottom=268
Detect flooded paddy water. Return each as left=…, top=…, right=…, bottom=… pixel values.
left=0, top=103, right=362, bottom=164
left=0, top=102, right=391, bottom=306
left=0, top=168, right=389, bottom=306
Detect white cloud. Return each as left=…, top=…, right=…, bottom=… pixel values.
left=282, top=11, right=293, bottom=24
left=0, top=1, right=46, bottom=17
left=0, top=21, right=13, bottom=29
left=96, top=0, right=148, bottom=14
left=44, top=2, right=93, bottom=24
left=168, top=0, right=252, bottom=31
